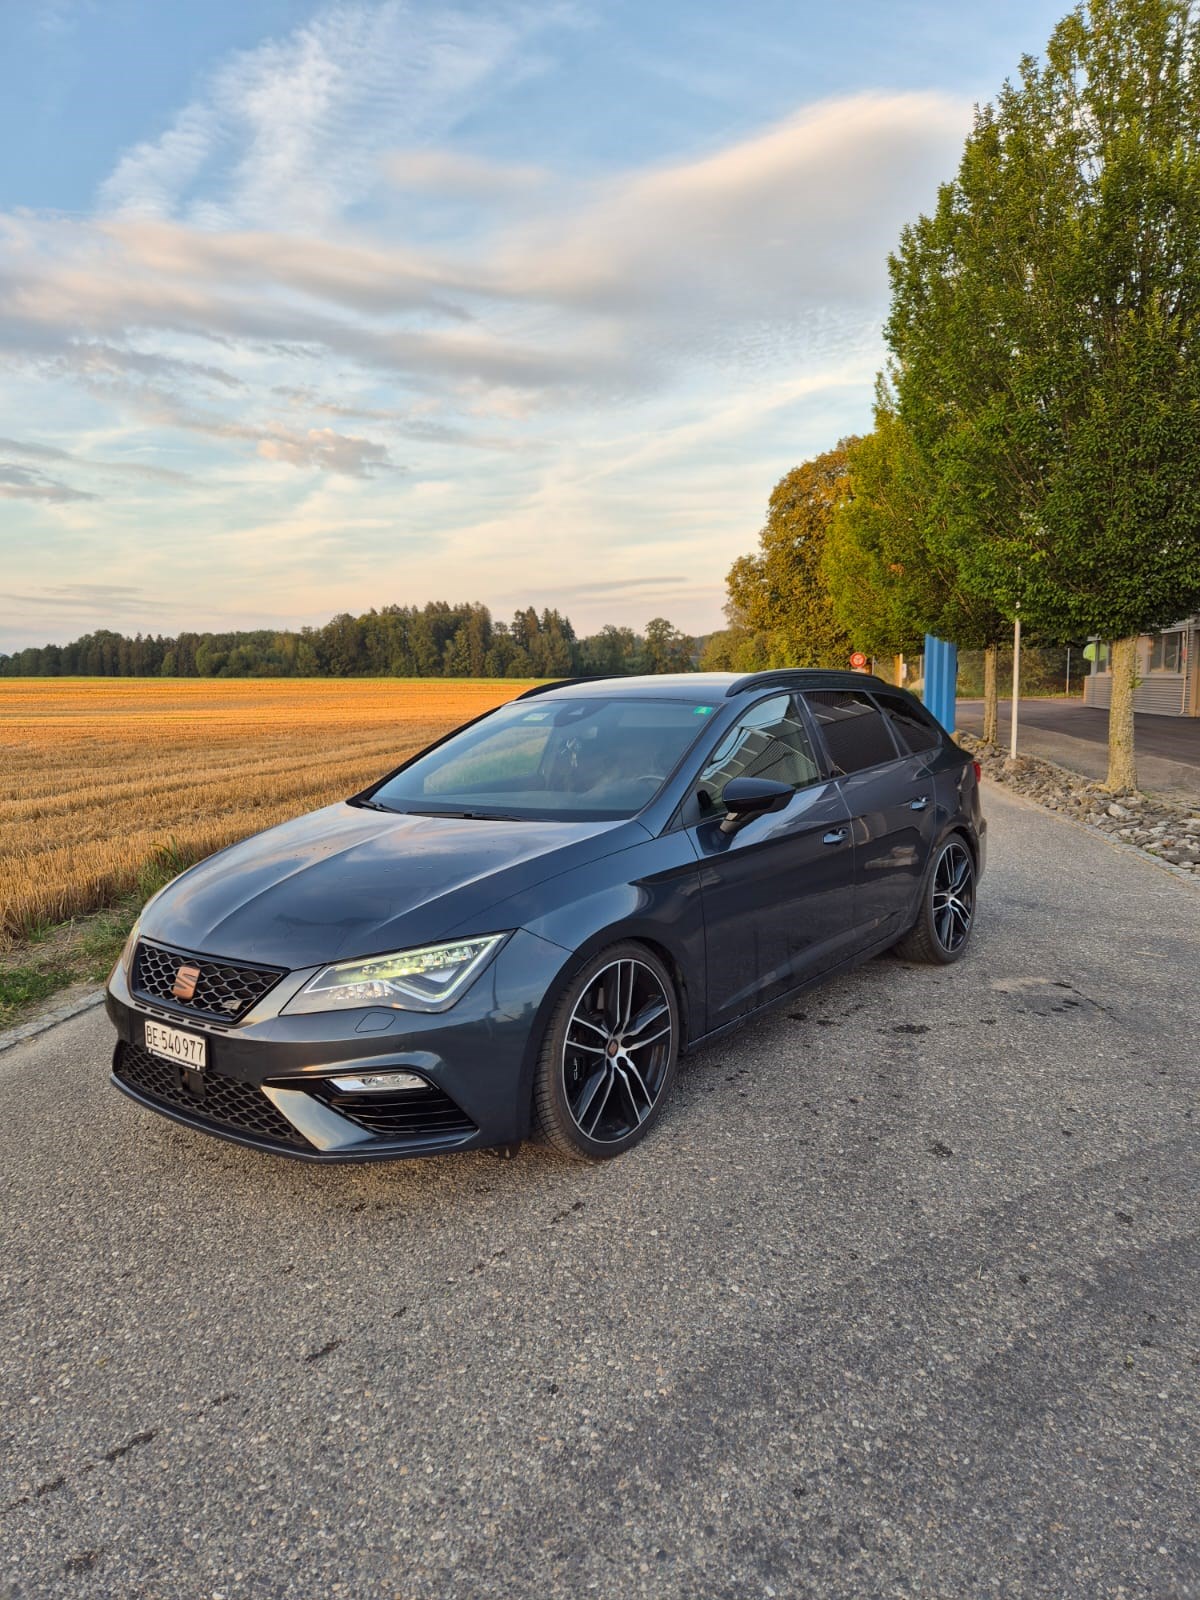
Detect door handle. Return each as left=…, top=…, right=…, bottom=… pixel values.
left=822, top=829, right=847, bottom=845
left=910, top=796, right=929, bottom=811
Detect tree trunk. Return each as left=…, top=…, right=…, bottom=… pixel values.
left=982, top=643, right=999, bottom=746
left=1105, top=634, right=1139, bottom=792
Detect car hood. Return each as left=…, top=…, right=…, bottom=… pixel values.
left=141, top=803, right=646, bottom=970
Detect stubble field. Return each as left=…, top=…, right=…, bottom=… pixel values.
left=0, top=677, right=535, bottom=947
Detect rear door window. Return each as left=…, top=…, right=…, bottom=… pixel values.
left=803, top=690, right=900, bottom=776
left=871, top=692, right=943, bottom=754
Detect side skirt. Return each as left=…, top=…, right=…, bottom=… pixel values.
left=680, top=925, right=907, bottom=1056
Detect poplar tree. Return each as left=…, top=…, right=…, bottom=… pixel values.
left=888, top=0, right=1200, bottom=789
left=822, top=388, right=1008, bottom=740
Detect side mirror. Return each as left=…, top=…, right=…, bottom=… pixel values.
left=717, top=776, right=793, bottom=834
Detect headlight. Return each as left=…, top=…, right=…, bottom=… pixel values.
left=282, top=934, right=509, bottom=1016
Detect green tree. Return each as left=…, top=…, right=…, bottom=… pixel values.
left=640, top=617, right=694, bottom=674
left=697, top=627, right=764, bottom=671
left=723, top=445, right=854, bottom=670
left=320, top=613, right=365, bottom=675
left=888, top=0, right=1200, bottom=787
left=578, top=624, right=644, bottom=675
left=823, top=389, right=1008, bottom=740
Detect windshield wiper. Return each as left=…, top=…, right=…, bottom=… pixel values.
left=408, top=808, right=527, bottom=822
left=353, top=797, right=396, bottom=813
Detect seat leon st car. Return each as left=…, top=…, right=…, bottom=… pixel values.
left=106, top=670, right=985, bottom=1164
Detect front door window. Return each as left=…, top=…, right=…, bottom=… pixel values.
left=696, top=694, right=819, bottom=814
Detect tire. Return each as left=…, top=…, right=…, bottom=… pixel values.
left=894, top=835, right=977, bottom=965
left=533, top=942, right=680, bottom=1161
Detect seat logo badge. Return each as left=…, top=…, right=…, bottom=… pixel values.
left=172, top=964, right=201, bottom=1001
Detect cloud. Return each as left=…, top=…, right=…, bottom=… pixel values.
left=97, top=219, right=465, bottom=317
left=554, top=576, right=695, bottom=595
left=100, top=102, right=222, bottom=222
left=0, top=91, right=962, bottom=414
left=255, top=425, right=393, bottom=476
left=271, top=388, right=525, bottom=449
left=488, top=92, right=968, bottom=325
left=98, top=1, right=562, bottom=229
left=0, top=435, right=190, bottom=483
left=33, top=0, right=91, bottom=37
left=161, top=400, right=397, bottom=477
left=98, top=89, right=966, bottom=343
left=2, top=583, right=149, bottom=612
left=63, top=340, right=244, bottom=390
left=0, top=0, right=978, bottom=643
left=0, top=463, right=98, bottom=502
left=0, top=213, right=600, bottom=397
left=0, top=436, right=71, bottom=462
left=385, top=148, right=546, bottom=197
left=2, top=365, right=396, bottom=480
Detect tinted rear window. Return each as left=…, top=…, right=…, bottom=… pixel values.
left=872, top=692, right=943, bottom=754
left=803, top=691, right=899, bottom=775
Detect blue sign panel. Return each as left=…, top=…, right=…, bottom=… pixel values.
left=923, top=634, right=958, bottom=734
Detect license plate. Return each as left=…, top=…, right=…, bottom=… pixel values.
left=144, top=1021, right=207, bottom=1070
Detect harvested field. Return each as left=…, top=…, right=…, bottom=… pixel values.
left=0, top=678, right=535, bottom=945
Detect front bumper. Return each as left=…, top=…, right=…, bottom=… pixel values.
left=105, top=928, right=570, bottom=1162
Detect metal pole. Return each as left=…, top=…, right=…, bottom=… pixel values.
left=1065, top=645, right=1071, bottom=697
left=1010, top=611, right=1021, bottom=759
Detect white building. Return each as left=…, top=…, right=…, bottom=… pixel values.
left=1083, top=617, right=1200, bottom=716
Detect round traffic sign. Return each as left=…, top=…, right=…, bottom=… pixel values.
left=849, top=651, right=867, bottom=669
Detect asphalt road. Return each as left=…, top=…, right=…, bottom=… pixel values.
left=2, top=785, right=1198, bottom=1600
left=956, top=699, right=1200, bottom=799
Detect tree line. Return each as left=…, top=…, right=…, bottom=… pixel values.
left=0, top=604, right=697, bottom=681
left=704, top=0, right=1200, bottom=791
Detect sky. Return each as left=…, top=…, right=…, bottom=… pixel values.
left=0, top=0, right=1068, bottom=653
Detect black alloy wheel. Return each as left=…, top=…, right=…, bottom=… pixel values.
left=932, top=838, right=975, bottom=953
left=534, top=942, right=679, bottom=1160
left=896, top=835, right=977, bottom=965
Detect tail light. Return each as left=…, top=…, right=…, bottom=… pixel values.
left=972, top=760, right=982, bottom=783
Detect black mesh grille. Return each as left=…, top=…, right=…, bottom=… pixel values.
left=324, top=1084, right=476, bottom=1141
left=115, top=1042, right=308, bottom=1147
left=133, top=940, right=283, bottom=1024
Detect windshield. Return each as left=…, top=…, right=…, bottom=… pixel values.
left=365, top=696, right=718, bottom=820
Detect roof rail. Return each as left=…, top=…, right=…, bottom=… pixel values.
left=515, top=675, right=618, bottom=699
left=725, top=668, right=887, bottom=697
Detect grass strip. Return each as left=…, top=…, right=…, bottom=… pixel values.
left=0, top=850, right=189, bottom=1033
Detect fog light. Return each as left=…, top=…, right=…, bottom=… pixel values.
left=329, top=1071, right=427, bottom=1093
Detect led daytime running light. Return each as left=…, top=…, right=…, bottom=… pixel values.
left=285, top=933, right=507, bottom=1015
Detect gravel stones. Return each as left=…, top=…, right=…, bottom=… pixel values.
left=959, top=733, right=1200, bottom=873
